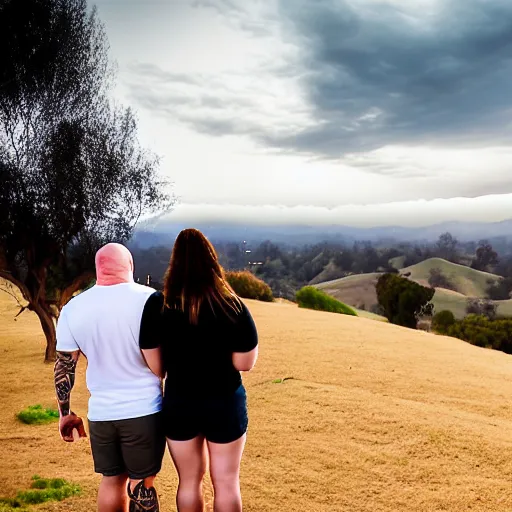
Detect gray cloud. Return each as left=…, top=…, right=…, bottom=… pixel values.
left=135, top=0, right=512, bottom=158
left=118, top=0, right=512, bottom=200
left=267, top=0, right=512, bottom=155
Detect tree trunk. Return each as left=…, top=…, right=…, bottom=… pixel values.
left=0, top=270, right=92, bottom=362
left=33, top=302, right=57, bottom=363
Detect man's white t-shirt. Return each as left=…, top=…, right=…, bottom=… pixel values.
left=56, top=282, right=162, bottom=422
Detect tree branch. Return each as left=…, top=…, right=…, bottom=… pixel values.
left=58, top=271, right=95, bottom=310
left=0, top=270, right=32, bottom=305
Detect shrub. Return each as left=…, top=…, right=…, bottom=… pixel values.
left=446, top=315, right=512, bottom=354
left=432, top=310, right=456, bottom=334
left=376, top=273, right=434, bottom=329
left=296, top=287, right=357, bottom=316
left=225, top=271, right=274, bottom=302
left=466, top=298, right=497, bottom=319
left=486, top=277, right=512, bottom=300
left=0, top=500, right=26, bottom=511
left=428, top=268, right=455, bottom=290
left=17, top=405, right=59, bottom=425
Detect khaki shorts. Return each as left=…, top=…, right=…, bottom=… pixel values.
left=88, top=412, right=165, bottom=479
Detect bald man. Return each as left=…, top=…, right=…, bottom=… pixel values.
left=54, top=243, right=164, bottom=512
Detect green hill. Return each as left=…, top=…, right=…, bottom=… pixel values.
left=400, top=258, right=502, bottom=297
left=315, top=259, right=512, bottom=320
left=430, top=288, right=512, bottom=319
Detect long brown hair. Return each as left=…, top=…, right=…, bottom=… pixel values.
left=163, top=228, right=241, bottom=324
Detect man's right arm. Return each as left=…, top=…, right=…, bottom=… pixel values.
left=54, top=349, right=87, bottom=441
left=54, top=309, right=87, bottom=442
left=54, top=350, right=79, bottom=417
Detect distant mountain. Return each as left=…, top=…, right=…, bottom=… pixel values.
left=130, top=215, right=512, bottom=249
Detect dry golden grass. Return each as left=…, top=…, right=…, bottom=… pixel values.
left=2, top=290, right=512, bottom=511
left=316, top=272, right=382, bottom=310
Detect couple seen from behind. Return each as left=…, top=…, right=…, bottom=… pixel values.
left=54, top=228, right=259, bottom=512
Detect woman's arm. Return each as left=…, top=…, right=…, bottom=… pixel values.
left=141, top=348, right=165, bottom=379
left=232, top=345, right=258, bottom=372
left=139, top=292, right=166, bottom=379
left=231, top=301, right=259, bottom=372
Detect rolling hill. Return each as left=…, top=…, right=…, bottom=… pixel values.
left=2, top=284, right=512, bottom=510
left=400, top=258, right=503, bottom=297
left=315, top=258, right=512, bottom=319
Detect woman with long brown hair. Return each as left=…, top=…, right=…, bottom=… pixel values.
left=139, top=228, right=258, bottom=512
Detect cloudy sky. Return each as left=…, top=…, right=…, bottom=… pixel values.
left=94, top=0, right=512, bottom=227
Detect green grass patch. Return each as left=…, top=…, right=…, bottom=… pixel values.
left=296, top=286, right=357, bottom=316
left=0, top=499, right=27, bottom=511
left=271, top=377, right=294, bottom=384
left=0, top=476, right=80, bottom=510
left=16, top=405, right=59, bottom=425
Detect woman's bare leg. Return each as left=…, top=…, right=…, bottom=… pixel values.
left=207, top=435, right=246, bottom=512
left=168, top=437, right=207, bottom=512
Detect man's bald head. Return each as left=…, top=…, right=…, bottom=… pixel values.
left=95, top=243, right=134, bottom=286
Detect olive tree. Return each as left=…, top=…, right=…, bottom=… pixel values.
left=0, top=0, right=173, bottom=361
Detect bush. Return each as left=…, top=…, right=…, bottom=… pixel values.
left=0, top=500, right=26, bottom=511
left=428, top=268, right=455, bottom=290
left=446, top=315, right=512, bottom=354
left=486, top=277, right=512, bottom=300
left=17, top=405, right=59, bottom=425
left=376, top=273, right=434, bottom=329
left=296, top=287, right=357, bottom=316
left=225, top=271, right=274, bottom=302
left=432, top=310, right=456, bottom=334
left=466, top=298, right=497, bottom=319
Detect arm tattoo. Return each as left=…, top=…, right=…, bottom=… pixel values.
left=54, top=351, right=78, bottom=417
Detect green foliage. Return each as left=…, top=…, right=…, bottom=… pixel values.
left=0, top=0, right=172, bottom=362
left=225, top=271, right=274, bottom=302
left=376, top=273, right=434, bottom=328
left=17, top=405, right=59, bottom=425
left=446, top=315, right=512, bottom=354
left=0, top=499, right=26, bottom=511
left=296, top=287, right=357, bottom=316
left=0, top=476, right=80, bottom=509
left=432, top=310, right=456, bottom=334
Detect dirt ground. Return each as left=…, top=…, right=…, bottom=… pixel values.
left=1, top=291, right=512, bottom=511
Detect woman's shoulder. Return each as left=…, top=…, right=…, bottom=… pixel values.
left=144, top=290, right=164, bottom=311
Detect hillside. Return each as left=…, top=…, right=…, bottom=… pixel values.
left=315, top=272, right=382, bottom=310
left=400, top=258, right=503, bottom=297
left=315, top=258, right=512, bottom=319
left=2, top=288, right=512, bottom=511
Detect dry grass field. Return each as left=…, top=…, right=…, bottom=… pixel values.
left=2, top=287, right=512, bottom=511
